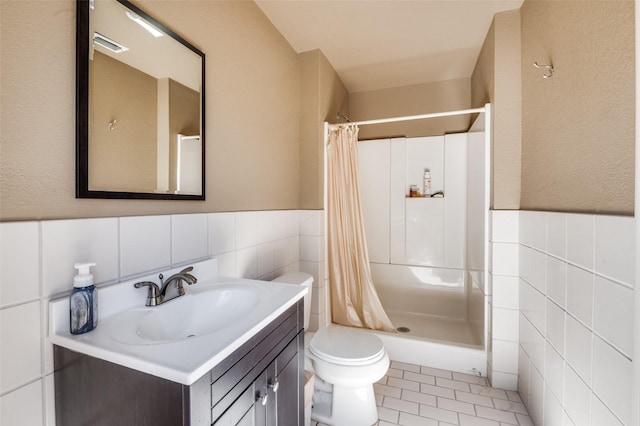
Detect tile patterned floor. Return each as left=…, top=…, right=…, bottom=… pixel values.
left=311, top=361, right=533, bottom=426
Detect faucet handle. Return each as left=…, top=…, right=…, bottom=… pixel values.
left=179, top=267, right=197, bottom=285
left=134, top=281, right=163, bottom=306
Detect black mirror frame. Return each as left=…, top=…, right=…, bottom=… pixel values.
left=76, top=0, right=206, bottom=200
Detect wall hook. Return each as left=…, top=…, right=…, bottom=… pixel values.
left=533, top=62, right=555, bottom=78
left=107, top=119, right=117, bottom=130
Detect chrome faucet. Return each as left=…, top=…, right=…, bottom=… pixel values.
left=134, top=266, right=197, bottom=306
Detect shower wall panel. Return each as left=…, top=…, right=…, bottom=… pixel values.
left=404, top=136, right=445, bottom=266
left=467, top=131, right=487, bottom=275
left=443, top=134, right=468, bottom=269
left=389, top=139, right=406, bottom=265
left=359, top=135, right=470, bottom=270
left=405, top=198, right=445, bottom=265
left=357, top=139, right=390, bottom=264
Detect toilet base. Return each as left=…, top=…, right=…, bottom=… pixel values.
left=311, top=381, right=378, bottom=426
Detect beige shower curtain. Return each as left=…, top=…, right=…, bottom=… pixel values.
left=326, top=125, right=395, bottom=332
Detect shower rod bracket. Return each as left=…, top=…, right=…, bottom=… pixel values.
left=336, top=113, right=353, bottom=123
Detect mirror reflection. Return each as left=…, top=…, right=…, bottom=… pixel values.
left=77, top=0, right=205, bottom=199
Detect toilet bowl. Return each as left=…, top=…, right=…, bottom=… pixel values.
left=272, top=273, right=389, bottom=426
left=307, top=325, right=389, bottom=426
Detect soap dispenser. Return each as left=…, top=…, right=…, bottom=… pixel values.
left=70, top=262, right=98, bottom=335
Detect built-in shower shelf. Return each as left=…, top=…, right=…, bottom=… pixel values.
left=405, top=196, right=445, bottom=199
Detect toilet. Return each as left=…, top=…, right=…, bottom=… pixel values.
left=272, top=273, right=389, bottom=426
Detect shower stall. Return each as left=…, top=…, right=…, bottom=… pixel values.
left=353, top=108, right=490, bottom=374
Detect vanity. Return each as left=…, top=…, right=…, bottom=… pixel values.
left=49, top=259, right=306, bottom=425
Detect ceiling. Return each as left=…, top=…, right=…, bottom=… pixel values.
left=255, top=0, right=523, bottom=93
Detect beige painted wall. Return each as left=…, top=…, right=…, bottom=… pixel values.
left=298, top=49, right=349, bottom=210
left=520, top=0, right=635, bottom=214
left=471, top=10, right=522, bottom=210
left=89, top=52, right=157, bottom=193
left=349, top=78, right=472, bottom=141
left=0, top=0, right=300, bottom=220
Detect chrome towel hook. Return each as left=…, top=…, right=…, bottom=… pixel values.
left=533, top=62, right=555, bottom=78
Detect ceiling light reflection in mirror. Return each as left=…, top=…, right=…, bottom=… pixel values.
left=91, top=0, right=200, bottom=93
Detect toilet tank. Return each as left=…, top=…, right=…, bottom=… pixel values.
left=272, top=272, right=313, bottom=330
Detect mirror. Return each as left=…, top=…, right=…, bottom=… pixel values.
left=76, top=0, right=205, bottom=200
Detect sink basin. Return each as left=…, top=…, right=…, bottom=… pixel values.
left=110, top=283, right=263, bottom=345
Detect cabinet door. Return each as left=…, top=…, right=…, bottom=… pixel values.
left=215, top=380, right=260, bottom=426
left=214, top=331, right=303, bottom=426
left=272, top=334, right=302, bottom=426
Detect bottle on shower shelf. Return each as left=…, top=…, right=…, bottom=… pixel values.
left=423, top=169, right=432, bottom=197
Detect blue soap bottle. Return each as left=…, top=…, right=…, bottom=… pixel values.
left=70, top=262, right=98, bottom=335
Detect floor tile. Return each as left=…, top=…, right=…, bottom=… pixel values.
left=419, top=404, right=459, bottom=423
left=404, top=370, right=437, bottom=385
left=475, top=405, right=518, bottom=424
left=388, top=376, right=421, bottom=392
left=383, top=396, right=420, bottom=415
left=401, top=389, right=437, bottom=407
left=311, top=362, right=531, bottom=426
left=455, top=390, right=494, bottom=408
left=398, top=412, right=438, bottom=426
left=435, top=377, right=471, bottom=392
left=437, top=397, right=476, bottom=415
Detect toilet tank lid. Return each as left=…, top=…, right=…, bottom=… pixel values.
left=272, top=272, right=314, bottom=286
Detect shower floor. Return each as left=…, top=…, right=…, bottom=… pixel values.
left=384, top=310, right=481, bottom=347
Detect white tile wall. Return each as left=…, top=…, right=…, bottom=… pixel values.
left=298, top=210, right=327, bottom=331
left=171, top=213, right=208, bottom=264
left=488, top=211, right=520, bottom=391
left=1, top=208, right=633, bottom=425
left=593, top=276, right=634, bottom=357
left=119, top=215, right=171, bottom=277
left=208, top=212, right=236, bottom=255
left=0, top=209, right=308, bottom=425
left=1, top=301, right=42, bottom=394
left=566, top=264, right=594, bottom=326
left=42, top=218, right=119, bottom=295
left=564, top=314, right=593, bottom=384
left=566, top=214, right=595, bottom=270
left=1, top=380, right=44, bottom=425
left=515, top=211, right=635, bottom=426
left=0, top=221, right=40, bottom=307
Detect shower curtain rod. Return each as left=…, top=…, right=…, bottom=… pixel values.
left=327, top=107, right=485, bottom=130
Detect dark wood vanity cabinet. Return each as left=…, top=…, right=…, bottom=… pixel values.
left=54, top=300, right=304, bottom=426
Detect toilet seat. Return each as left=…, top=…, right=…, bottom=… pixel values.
left=309, top=326, right=386, bottom=366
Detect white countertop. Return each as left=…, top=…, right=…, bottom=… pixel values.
left=49, top=259, right=306, bottom=385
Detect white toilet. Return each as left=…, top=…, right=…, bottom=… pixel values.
left=272, top=272, right=390, bottom=426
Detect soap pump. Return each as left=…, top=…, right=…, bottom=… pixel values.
left=70, top=262, right=98, bottom=335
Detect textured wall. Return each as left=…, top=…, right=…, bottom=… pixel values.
left=471, top=10, right=522, bottom=210
left=89, top=52, right=157, bottom=193
left=349, top=78, right=472, bottom=141
left=520, top=0, right=635, bottom=214
left=0, top=0, right=300, bottom=220
left=298, top=49, right=349, bottom=210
